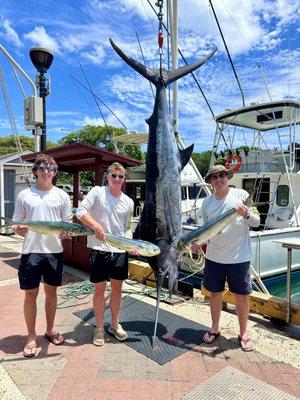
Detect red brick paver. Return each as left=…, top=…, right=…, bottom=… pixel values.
left=0, top=244, right=299, bottom=400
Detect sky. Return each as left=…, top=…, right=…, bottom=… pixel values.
left=0, top=0, right=299, bottom=153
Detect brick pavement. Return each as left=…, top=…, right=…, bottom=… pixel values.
left=0, top=243, right=300, bottom=399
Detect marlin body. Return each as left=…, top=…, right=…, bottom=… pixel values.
left=110, top=39, right=216, bottom=345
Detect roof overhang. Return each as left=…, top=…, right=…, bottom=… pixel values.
left=21, top=142, right=140, bottom=172
left=215, top=100, right=300, bottom=131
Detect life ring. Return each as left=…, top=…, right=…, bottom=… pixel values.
left=224, top=154, right=242, bottom=173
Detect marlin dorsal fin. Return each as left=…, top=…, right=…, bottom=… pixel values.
left=180, top=144, right=194, bottom=170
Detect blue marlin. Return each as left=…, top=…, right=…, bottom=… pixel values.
left=110, top=39, right=216, bottom=345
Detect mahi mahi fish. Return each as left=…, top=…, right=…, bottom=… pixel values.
left=3, top=218, right=160, bottom=256
left=110, top=38, right=216, bottom=345
left=177, top=188, right=259, bottom=251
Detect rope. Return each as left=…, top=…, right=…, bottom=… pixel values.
left=156, top=0, right=164, bottom=77
left=0, top=65, right=31, bottom=186
left=57, top=279, right=168, bottom=308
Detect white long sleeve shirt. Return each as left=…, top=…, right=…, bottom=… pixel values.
left=202, top=188, right=260, bottom=264
left=76, top=186, right=134, bottom=252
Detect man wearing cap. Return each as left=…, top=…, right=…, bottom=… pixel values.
left=198, top=165, right=260, bottom=351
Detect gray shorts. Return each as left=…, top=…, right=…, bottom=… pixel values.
left=203, top=258, right=252, bottom=295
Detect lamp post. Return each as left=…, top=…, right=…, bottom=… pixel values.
left=29, top=47, right=53, bottom=152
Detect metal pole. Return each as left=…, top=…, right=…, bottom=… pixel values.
left=285, top=247, right=292, bottom=323
left=39, top=73, right=47, bottom=151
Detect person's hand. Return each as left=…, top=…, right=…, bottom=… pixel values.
left=60, top=230, right=72, bottom=240
left=93, top=223, right=105, bottom=241
left=235, top=203, right=249, bottom=218
left=129, top=247, right=139, bottom=256
left=13, top=225, right=28, bottom=236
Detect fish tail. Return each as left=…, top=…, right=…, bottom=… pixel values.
left=110, top=39, right=216, bottom=87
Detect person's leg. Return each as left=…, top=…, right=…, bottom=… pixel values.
left=227, top=262, right=252, bottom=351
left=24, top=287, right=39, bottom=343
left=235, top=294, right=249, bottom=337
left=109, top=279, right=123, bottom=328
left=203, top=259, right=226, bottom=343
left=43, top=283, right=64, bottom=344
left=43, top=253, right=65, bottom=344
left=93, top=281, right=106, bottom=329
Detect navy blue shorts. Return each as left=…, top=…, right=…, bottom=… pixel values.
left=89, top=250, right=128, bottom=283
left=18, top=253, right=64, bottom=290
left=203, top=258, right=252, bottom=295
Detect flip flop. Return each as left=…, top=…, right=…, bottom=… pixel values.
left=203, top=331, right=221, bottom=344
left=23, top=340, right=37, bottom=357
left=238, top=335, right=253, bottom=352
left=44, top=332, right=64, bottom=346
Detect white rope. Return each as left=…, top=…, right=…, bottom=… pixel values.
left=0, top=66, right=31, bottom=186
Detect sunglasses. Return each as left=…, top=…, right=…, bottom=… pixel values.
left=110, top=173, right=125, bottom=180
left=211, top=172, right=227, bottom=180
left=38, top=166, right=57, bottom=173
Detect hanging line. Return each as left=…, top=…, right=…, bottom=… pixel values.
left=0, top=65, right=31, bottom=186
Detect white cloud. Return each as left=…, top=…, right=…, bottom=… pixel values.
left=0, top=18, right=23, bottom=48
left=24, top=26, right=60, bottom=54
left=82, top=45, right=106, bottom=65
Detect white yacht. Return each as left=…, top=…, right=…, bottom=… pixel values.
left=184, top=99, right=300, bottom=278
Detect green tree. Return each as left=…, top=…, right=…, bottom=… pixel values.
left=0, top=135, right=57, bottom=155
left=58, top=125, right=144, bottom=187
left=191, top=151, right=212, bottom=177
left=58, top=125, right=143, bottom=161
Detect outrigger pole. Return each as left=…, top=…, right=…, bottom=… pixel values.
left=208, top=0, right=246, bottom=107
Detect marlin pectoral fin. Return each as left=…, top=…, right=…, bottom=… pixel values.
left=180, top=144, right=194, bottom=170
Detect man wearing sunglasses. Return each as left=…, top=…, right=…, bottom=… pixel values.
left=77, top=162, right=138, bottom=346
left=12, top=154, right=72, bottom=357
left=196, top=164, right=260, bottom=352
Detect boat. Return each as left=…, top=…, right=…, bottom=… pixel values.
left=183, top=99, right=300, bottom=279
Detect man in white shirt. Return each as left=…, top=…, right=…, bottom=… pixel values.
left=13, top=154, right=72, bottom=357
left=77, top=162, right=138, bottom=346
left=197, top=165, right=260, bottom=352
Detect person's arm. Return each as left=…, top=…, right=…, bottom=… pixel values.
left=76, top=187, right=105, bottom=241
left=12, top=192, right=28, bottom=236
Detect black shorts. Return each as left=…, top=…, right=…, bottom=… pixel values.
left=18, top=253, right=64, bottom=290
left=89, top=250, right=128, bottom=283
left=203, top=258, right=252, bottom=295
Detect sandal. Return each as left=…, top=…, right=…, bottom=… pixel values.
left=238, top=335, right=253, bottom=352
left=203, top=331, right=221, bottom=344
left=23, top=340, right=37, bottom=357
left=44, top=332, right=64, bottom=346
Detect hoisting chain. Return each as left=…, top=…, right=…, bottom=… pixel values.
left=155, top=0, right=164, bottom=77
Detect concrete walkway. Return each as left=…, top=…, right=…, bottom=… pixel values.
left=0, top=235, right=299, bottom=400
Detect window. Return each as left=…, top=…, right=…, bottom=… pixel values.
left=276, top=185, right=289, bottom=206
left=181, top=187, right=187, bottom=200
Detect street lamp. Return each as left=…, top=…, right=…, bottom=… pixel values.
left=29, top=47, right=53, bottom=151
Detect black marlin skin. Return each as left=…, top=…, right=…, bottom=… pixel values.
left=110, top=38, right=216, bottom=345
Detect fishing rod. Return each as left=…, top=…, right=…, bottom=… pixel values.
left=79, top=62, right=113, bottom=144
left=135, top=31, right=155, bottom=99
left=69, top=74, right=128, bottom=130
left=208, top=0, right=245, bottom=107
